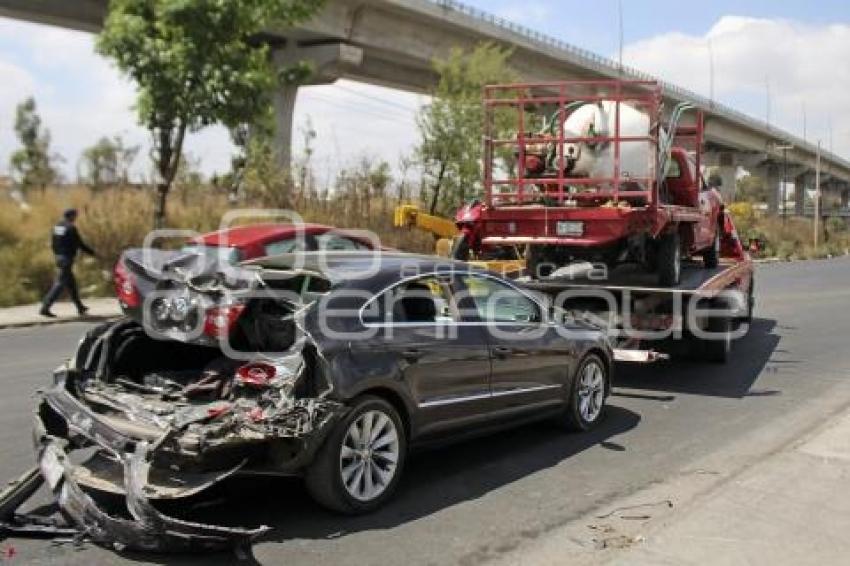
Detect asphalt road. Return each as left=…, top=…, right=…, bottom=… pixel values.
left=3, top=257, right=850, bottom=565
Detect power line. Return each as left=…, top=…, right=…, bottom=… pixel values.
left=335, top=84, right=423, bottom=114
left=305, top=93, right=416, bottom=123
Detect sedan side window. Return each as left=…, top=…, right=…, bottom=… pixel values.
left=316, top=233, right=368, bottom=251
left=460, top=275, right=541, bottom=324
left=362, top=276, right=456, bottom=324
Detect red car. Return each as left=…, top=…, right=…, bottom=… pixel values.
left=182, top=223, right=379, bottom=263
left=114, top=223, right=380, bottom=308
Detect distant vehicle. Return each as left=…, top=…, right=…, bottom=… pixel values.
left=114, top=223, right=380, bottom=308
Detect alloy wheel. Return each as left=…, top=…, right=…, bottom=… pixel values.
left=578, top=360, right=606, bottom=423
left=339, top=410, right=400, bottom=502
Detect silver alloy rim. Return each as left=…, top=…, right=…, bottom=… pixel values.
left=339, top=410, right=400, bottom=502
left=578, top=361, right=605, bottom=422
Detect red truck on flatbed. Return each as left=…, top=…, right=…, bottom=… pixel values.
left=454, top=80, right=725, bottom=287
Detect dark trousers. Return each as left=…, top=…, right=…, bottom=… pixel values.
left=42, top=256, right=83, bottom=311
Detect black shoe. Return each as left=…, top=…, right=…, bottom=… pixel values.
left=39, top=309, right=57, bottom=318
left=77, top=306, right=89, bottom=316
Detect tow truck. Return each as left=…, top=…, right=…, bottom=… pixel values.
left=453, top=79, right=754, bottom=363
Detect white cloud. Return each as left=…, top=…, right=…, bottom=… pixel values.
left=0, top=17, right=424, bottom=184
left=494, top=2, right=552, bottom=26
left=622, top=16, right=850, bottom=156
left=0, top=59, right=36, bottom=146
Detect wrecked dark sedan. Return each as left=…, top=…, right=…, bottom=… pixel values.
left=22, top=251, right=612, bottom=551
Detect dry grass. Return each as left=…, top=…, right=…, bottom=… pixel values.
left=729, top=202, right=850, bottom=260
left=0, top=184, right=434, bottom=307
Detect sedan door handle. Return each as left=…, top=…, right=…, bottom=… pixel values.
left=402, top=349, right=423, bottom=362
left=494, top=346, right=512, bottom=359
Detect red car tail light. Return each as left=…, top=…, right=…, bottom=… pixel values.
left=202, top=303, right=246, bottom=339
left=235, top=362, right=276, bottom=389
left=113, top=258, right=141, bottom=308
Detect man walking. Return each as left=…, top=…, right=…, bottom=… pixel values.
left=40, top=208, right=97, bottom=318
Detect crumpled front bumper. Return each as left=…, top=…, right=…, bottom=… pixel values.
left=23, top=381, right=270, bottom=553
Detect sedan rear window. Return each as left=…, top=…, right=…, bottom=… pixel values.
left=181, top=244, right=242, bottom=265
left=315, top=233, right=370, bottom=251
left=264, top=237, right=305, bottom=256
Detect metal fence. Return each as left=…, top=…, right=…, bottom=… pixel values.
left=428, top=0, right=850, bottom=170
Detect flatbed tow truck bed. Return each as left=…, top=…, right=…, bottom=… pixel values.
left=522, top=259, right=755, bottom=364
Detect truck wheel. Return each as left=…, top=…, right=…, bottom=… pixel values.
left=305, top=396, right=407, bottom=514
left=703, top=231, right=720, bottom=269
left=745, top=280, right=755, bottom=324
left=526, top=246, right=553, bottom=279
left=657, top=232, right=681, bottom=287
left=701, top=316, right=732, bottom=364
left=560, top=354, right=609, bottom=431
left=450, top=235, right=470, bottom=260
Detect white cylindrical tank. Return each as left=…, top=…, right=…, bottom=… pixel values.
left=561, top=101, right=657, bottom=183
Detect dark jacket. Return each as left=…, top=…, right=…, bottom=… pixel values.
left=51, top=220, right=95, bottom=260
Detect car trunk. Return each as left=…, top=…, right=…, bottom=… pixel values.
left=17, top=253, right=343, bottom=552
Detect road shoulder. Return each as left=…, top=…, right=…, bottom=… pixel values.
left=490, top=383, right=850, bottom=566
left=0, top=298, right=120, bottom=329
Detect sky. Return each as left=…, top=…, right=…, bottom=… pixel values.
left=1, top=1, right=849, bottom=184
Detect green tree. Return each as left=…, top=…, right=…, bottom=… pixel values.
left=9, top=97, right=59, bottom=191
left=78, top=135, right=139, bottom=189
left=416, top=43, right=517, bottom=216
left=736, top=174, right=768, bottom=203
left=96, top=0, right=324, bottom=227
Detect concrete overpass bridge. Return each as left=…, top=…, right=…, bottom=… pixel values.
left=2, top=0, right=848, bottom=213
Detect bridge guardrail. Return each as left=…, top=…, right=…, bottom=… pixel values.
left=430, top=0, right=850, bottom=171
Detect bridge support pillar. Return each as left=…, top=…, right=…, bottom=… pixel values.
left=272, top=80, right=299, bottom=175
left=716, top=152, right=737, bottom=203
left=794, top=174, right=808, bottom=216
left=271, top=42, right=364, bottom=171
left=764, top=164, right=780, bottom=216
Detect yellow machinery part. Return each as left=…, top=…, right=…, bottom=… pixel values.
left=393, top=204, right=459, bottom=240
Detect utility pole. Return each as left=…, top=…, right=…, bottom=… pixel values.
left=802, top=103, right=807, bottom=143
left=708, top=39, right=715, bottom=108
left=617, top=0, right=624, bottom=75
left=814, top=140, right=821, bottom=250
left=775, top=143, right=793, bottom=222
left=765, top=76, right=771, bottom=130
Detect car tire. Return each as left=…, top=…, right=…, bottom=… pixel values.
left=305, top=395, right=407, bottom=515
left=526, top=245, right=555, bottom=279
left=745, top=280, right=755, bottom=324
left=450, top=235, right=470, bottom=260
left=703, top=231, right=720, bottom=269
left=561, top=354, right=609, bottom=432
left=701, top=315, right=732, bottom=364
left=657, top=231, right=681, bottom=287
